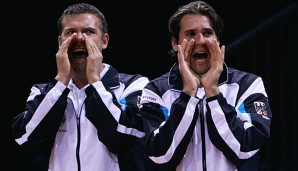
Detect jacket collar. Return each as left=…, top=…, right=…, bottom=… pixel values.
left=68, top=64, right=121, bottom=90
left=68, top=65, right=121, bottom=90
left=101, top=65, right=121, bottom=89
left=168, top=62, right=228, bottom=91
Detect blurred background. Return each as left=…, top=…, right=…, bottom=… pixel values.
left=4, top=0, right=298, bottom=170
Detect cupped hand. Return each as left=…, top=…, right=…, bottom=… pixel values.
left=83, top=33, right=103, bottom=84
left=55, top=33, right=77, bottom=85
left=200, top=39, right=225, bottom=97
left=178, top=39, right=201, bottom=97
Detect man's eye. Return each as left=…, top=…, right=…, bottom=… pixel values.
left=203, top=31, right=214, bottom=37
left=85, top=30, right=94, bottom=35
left=65, top=31, right=75, bottom=36
left=186, top=32, right=196, bottom=38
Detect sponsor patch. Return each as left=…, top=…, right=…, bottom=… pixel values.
left=142, top=95, right=156, bottom=101
left=254, top=101, right=267, bottom=115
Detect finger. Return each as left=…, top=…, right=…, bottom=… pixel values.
left=177, top=45, right=184, bottom=65
left=181, top=39, right=187, bottom=50
left=207, top=39, right=221, bottom=62
left=214, top=40, right=225, bottom=64
left=83, top=33, right=95, bottom=55
left=59, top=33, right=77, bottom=54
left=220, top=45, right=225, bottom=61
left=63, top=33, right=77, bottom=48
left=184, top=39, right=194, bottom=62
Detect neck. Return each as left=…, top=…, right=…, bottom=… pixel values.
left=72, top=75, right=88, bottom=89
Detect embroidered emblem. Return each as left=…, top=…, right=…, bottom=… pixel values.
left=254, top=102, right=267, bottom=115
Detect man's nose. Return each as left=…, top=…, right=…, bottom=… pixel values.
left=76, top=32, right=84, bottom=40
left=194, top=34, right=205, bottom=44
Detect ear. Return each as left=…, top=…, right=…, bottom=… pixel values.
left=102, top=33, right=109, bottom=49
left=171, top=37, right=178, bottom=52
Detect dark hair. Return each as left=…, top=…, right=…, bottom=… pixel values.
left=169, top=1, right=224, bottom=42
left=57, top=3, right=108, bottom=35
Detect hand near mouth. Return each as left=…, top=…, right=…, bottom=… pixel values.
left=178, top=39, right=201, bottom=97
left=55, top=33, right=77, bottom=85
left=83, top=33, right=104, bottom=84
left=200, top=39, right=225, bottom=97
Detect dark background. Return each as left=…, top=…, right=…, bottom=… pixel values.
left=4, top=0, right=298, bottom=170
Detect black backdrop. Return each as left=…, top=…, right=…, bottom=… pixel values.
left=4, top=0, right=298, bottom=170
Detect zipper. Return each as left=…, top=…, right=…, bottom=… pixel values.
left=199, top=98, right=207, bottom=171
left=75, top=101, right=85, bottom=171
left=71, top=87, right=86, bottom=171
left=76, top=114, right=81, bottom=171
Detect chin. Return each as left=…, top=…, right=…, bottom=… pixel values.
left=193, top=67, right=208, bottom=75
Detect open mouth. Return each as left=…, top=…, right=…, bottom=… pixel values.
left=193, top=53, right=208, bottom=60
left=72, top=50, right=88, bottom=59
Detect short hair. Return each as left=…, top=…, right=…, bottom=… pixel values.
left=169, top=1, right=224, bottom=41
left=57, top=3, right=108, bottom=35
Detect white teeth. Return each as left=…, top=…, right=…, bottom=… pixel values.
left=74, top=50, right=86, bottom=52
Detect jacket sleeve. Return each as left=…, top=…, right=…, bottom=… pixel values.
left=140, top=87, right=200, bottom=170
left=85, top=76, right=149, bottom=154
left=11, top=80, right=70, bottom=152
left=206, top=77, right=272, bottom=166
